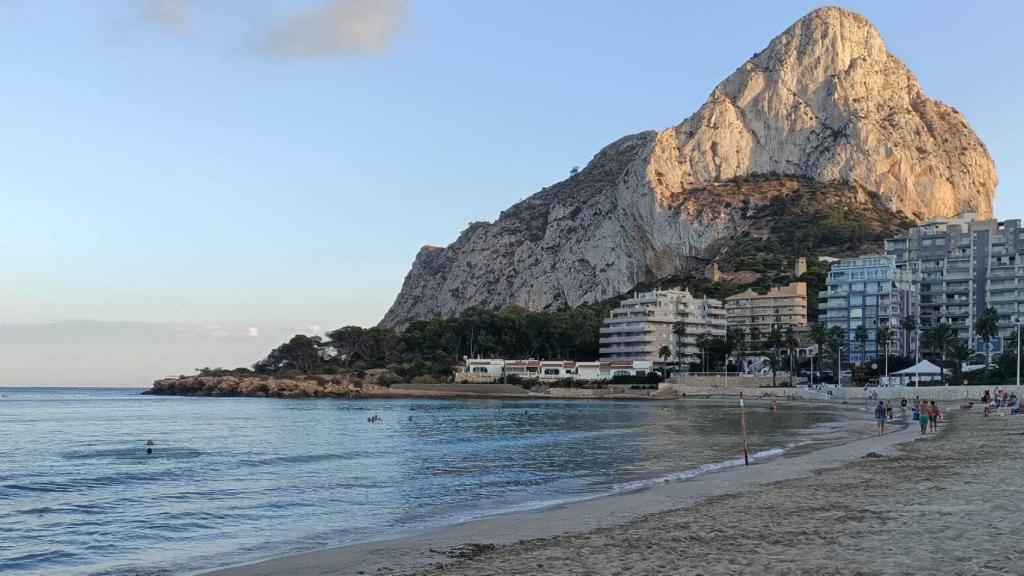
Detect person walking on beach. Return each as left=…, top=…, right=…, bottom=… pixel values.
left=929, top=401, right=940, bottom=431
left=918, top=400, right=930, bottom=435
left=874, top=400, right=886, bottom=436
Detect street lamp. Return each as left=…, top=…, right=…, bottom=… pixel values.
left=1015, top=315, right=1021, bottom=393
left=837, top=346, right=843, bottom=387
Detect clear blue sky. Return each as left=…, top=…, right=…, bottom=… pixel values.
left=1, top=1, right=1021, bottom=385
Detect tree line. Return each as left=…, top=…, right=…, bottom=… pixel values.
left=250, top=303, right=617, bottom=380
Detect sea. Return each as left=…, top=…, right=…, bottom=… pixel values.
left=0, top=387, right=855, bottom=575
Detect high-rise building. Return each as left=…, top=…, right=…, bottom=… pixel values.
left=724, top=282, right=808, bottom=336
left=599, top=289, right=726, bottom=365
left=885, top=214, right=1024, bottom=340
left=820, top=255, right=919, bottom=363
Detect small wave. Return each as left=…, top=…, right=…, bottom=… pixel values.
left=606, top=447, right=785, bottom=494
left=429, top=446, right=791, bottom=529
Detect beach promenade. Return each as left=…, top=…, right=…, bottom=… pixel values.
left=206, top=406, right=1024, bottom=576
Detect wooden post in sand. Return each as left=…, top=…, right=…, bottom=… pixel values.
left=739, top=391, right=750, bottom=465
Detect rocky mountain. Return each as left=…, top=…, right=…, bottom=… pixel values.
left=381, top=6, right=996, bottom=328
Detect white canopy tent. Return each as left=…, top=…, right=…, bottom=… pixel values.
left=890, top=359, right=943, bottom=386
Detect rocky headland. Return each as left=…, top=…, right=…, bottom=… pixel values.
left=381, top=6, right=996, bottom=328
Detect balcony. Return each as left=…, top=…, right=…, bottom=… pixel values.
left=598, top=335, right=653, bottom=344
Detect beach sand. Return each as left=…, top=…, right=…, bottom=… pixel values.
left=205, top=409, right=1024, bottom=576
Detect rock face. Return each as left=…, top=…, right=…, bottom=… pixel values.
left=381, top=7, right=996, bottom=328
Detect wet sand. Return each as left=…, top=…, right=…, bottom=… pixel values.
left=414, top=410, right=1024, bottom=576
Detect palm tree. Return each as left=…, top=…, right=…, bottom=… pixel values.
left=854, top=325, right=869, bottom=365
left=727, top=327, right=746, bottom=375
left=672, top=321, right=688, bottom=371
left=948, top=338, right=972, bottom=385
left=974, top=307, right=1000, bottom=376
left=657, top=345, right=672, bottom=377
left=901, top=314, right=917, bottom=358
left=826, top=326, right=845, bottom=384
left=810, top=322, right=828, bottom=382
left=766, top=325, right=784, bottom=386
left=784, top=325, right=799, bottom=387
left=876, top=325, right=894, bottom=381
left=695, top=334, right=710, bottom=373
left=923, top=323, right=955, bottom=384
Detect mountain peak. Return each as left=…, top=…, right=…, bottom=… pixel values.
left=381, top=7, right=997, bottom=327
left=649, top=7, right=994, bottom=220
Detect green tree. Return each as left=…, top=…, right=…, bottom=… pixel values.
left=766, top=325, right=784, bottom=386
left=748, top=326, right=762, bottom=354
left=784, top=325, right=799, bottom=386
left=900, top=314, right=917, bottom=358
left=727, top=327, right=746, bottom=374
left=672, top=321, right=688, bottom=369
left=826, top=326, right=846, bottom=384
left=254, top=334, right=325, bottom=375
left=659, top=344, right=675, bottom=362
left=810, top=322, right=827, bottom=358
left=854, top=325, right=869, bottom=365
left=948, top=338, right=972, bottom=385
left=876, top=325, right=894, bottom=379
left=974, top=307, right=1000, bottom=376
left=695, top=334, right=711, bottom=372
left=922, top=323, right=955, bottom=384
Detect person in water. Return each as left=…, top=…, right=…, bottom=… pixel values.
left=929, top=401, right=940, bottom=431
left=918, top=401, right=929, bottom=435
left=145, top=439, right=154, bottom=455
left=874, top=400, right=887, bottom=436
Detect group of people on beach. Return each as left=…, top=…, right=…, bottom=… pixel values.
left=875, top=397, right=940, bottom=436
left=912, top=397, right=940, bottom=434
left=980, top=388, right=1020, bottom=414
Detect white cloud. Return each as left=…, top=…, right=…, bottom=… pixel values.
left=253, top=0, right=405, bottom=59
left=246, top=326, right=260, bottom=338
left=142, top=0, right=190, bottom=35
left=308, top=324, right=323, bottom=335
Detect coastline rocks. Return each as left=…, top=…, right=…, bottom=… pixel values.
left=146, top=374, right=376, bottom=398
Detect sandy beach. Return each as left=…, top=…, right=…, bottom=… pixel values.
left=198, top=403, right=1024, bottom=576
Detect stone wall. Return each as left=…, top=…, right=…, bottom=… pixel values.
left=664, top=375, right=775, bottom=389
left=389, top=383, right=531, bottom=396
left=545, top=387, right=653, bottom=399
left=827, top=385, right=1022, bottom=402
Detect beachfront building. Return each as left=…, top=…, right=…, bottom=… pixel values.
left=820, top=255, right=919, bottom=364
left=724, top=282, right=808, bottom=336
left=885, top=214, right=1024, bottom=340
left=454, top=358, right=654, bottom=383
left=598, top=289, right=726, bottom=366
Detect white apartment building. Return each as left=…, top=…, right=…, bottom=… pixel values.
left=820, top=255, right=919, bottom=363
left=599, top=289, right=726, bottom=365
left=724, top=282, right=808, bottom=335
left=885, top=213, right=1024, bottom=340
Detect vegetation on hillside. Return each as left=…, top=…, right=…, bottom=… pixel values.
left=228, top=177, right=948, bottom=384
left=244, top=302, right=619, bottom=380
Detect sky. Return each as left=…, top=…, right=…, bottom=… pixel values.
left=1, top=0, right=1021, bottom=386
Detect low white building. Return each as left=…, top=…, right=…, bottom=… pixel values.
left=454, top=359, right=654, bottom=382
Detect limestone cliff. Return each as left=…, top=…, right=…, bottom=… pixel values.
left=381, top=7, right=996, bottom=328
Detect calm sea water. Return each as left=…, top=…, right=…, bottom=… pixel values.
left=0, top=388, right=850, bottom=575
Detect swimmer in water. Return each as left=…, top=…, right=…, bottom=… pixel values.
left=145, top=440, right=154, bottom=455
